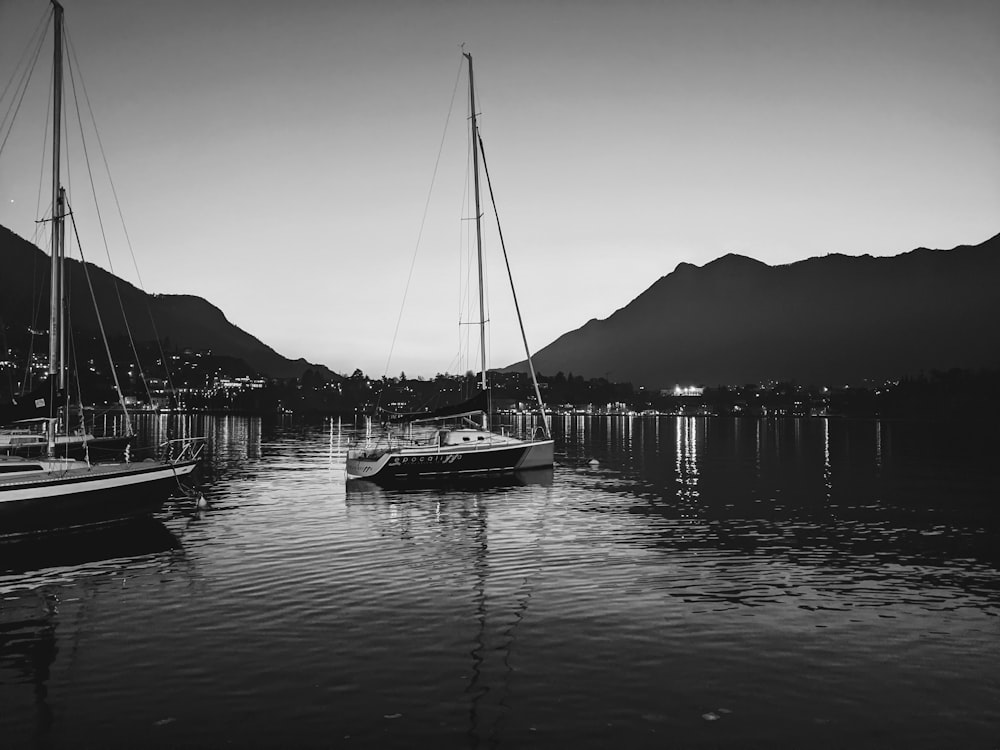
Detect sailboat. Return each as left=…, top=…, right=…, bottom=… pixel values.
left=0, top=1, right=202, bottom=537
left=0, top=391, right=133, bottom=460
left=346, top=52, right=554, bottom=484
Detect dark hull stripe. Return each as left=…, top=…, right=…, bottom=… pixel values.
left=0, top=460, right=199, bottom=537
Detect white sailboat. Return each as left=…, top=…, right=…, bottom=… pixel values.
left=0, top=414, right=133, bottom=460
left=0, top=1, right=202, bottom=537
left=346, top=52, right=553, bottom=484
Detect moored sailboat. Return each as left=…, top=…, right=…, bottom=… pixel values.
left=346, top=52, right=553, bottom=484
left=0, top=396, right=133, bottom=459
left=0, top=1, right=202, bottom=537
left=0, top=419, right=132, bottom=460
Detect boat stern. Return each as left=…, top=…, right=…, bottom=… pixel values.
left=514, top=439, right=554, bottom=471
left=346, top=449, right=392, bottom=480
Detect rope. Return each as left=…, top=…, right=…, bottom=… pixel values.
left=65, top=201, right=132, bottom=427
left=67, top=308, right=87, bottom=436
left=34, top=75, right=54, bottom=243
left=0, top=5, right=51, bottom=159
left=0, top=316, right=12, bottom=399
left=22, top=235, right=48, bottom=395
left=64, top=26, right=148, bottom=422
left=0, top=9, right=52, bottom=398
left=65, top=25, right=173, bottom=407
left=476, top=133, right=550, bottom=437
left=382, top=55, right=464, bottom=381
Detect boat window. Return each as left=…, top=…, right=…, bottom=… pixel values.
left=0, top=464, right=43, bottom=473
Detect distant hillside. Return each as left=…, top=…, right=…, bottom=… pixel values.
left=506, top=233, right=1000, bottom=388
left=0, top=224, right=337, bottom=381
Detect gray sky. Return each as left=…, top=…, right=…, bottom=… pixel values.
left=1, top=0, right=997, bottom=377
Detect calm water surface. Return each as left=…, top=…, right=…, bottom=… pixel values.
left=1, top=414, right=998, bottom=748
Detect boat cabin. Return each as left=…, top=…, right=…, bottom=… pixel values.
left=437, top=428, right=493, bottom=446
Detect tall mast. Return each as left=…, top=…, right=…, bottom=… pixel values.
left=464, top=52, right=489, bottom=429
left=47, top=1, right=64, bottom=452
left=57, top=186, right=66, bottom=392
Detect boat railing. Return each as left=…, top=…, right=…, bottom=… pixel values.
left=495, top=423, right=550, bottom=442
left=159, top=436, right=207, bottom=463
left=349, top=433, right=433, bottom=454
left=347, top=422, right=550, bottom=458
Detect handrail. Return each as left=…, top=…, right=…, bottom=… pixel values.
left=159, top=436, right=207, bottom=446
left=158, top=435, right=206, bottom=464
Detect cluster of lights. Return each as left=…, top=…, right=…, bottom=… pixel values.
left=672, top=385, right=704, bottom=397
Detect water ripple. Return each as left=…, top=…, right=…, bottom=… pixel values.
left=1, top=416, right=998, bottom=747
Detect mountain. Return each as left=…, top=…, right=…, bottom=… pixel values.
left=506, top=234, right=1000, bottom=388
left=0, top=224, right=336, bottom=381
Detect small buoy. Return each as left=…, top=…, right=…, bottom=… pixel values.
left=588, top=458, right=599, bottom=467
left=195, top=493, right=208, bottom=509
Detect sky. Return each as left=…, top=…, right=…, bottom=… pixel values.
left=1, top=0, right=997, bottom=378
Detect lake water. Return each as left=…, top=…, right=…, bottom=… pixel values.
left=1, top=414, right=998, bottom=748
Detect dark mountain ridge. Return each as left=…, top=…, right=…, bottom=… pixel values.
left=506, top=233, right=1000, bottom=388
left=0, top=224, right=336, bottom=381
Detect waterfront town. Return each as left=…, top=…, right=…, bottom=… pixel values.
left=2, top=344, right=994, bottom=421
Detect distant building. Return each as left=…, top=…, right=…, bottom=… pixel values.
left=213, top=375, right=267, bottom=392
left=664, top=385, right=704, bottom=397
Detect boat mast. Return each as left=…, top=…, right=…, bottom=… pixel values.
left=57, top=187, right=67, bottom=393
left=47, top=0, right=64, bottom=455
left=464, top=51, right=489, bottom=430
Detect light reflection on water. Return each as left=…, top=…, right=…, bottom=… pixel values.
left=1, top=414, right=998, bottom=747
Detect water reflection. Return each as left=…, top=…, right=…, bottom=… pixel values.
left=675, top=416, right=700, bottom=517
left=0, top=519, right=183, bottom=744
left=875, top=419, right=883, bottom=473
left=0, top=589, right=57, bottom=739
left=0, top=415, right=997, bottom=747
left=0, top=519, right=180, bottom=579
left=344, top=470, right=555, bottom=744
left=552, top=415, right=1000, bottom=574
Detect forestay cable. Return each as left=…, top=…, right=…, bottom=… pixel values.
left=382, top=56, right=464, bottom=380
left=64, top=24, right=153, bottom=412
left=65, top=199, right=131, bottom=427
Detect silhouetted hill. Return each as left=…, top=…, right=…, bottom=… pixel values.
left=0, top=224, right=336, bottom=380
left=506, top=234, right=1000, bottom=388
